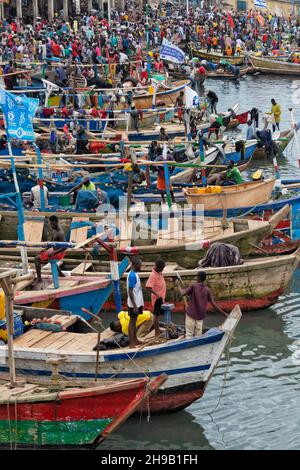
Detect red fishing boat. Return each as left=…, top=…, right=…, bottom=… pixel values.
left=0, top=375, right=166, bottom=449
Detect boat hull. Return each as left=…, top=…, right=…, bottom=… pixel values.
left=250, top=55, right=300, bottom=75
left=253, top=130, right=294, bottom=158
left=107, top=249, right=300, bottom=313
left=132, top=80, right=190, bottom=110
left=0, top=379, right=151, bottom=448
left=0, top=308, right=241, bottom=413
left=191, top=48, right=245, bottom=65
left=184, top=179, right=275, bottom=211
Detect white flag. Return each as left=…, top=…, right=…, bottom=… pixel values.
left=254, top=0, right=267, bottom=8
left=185, top=86, right=200, bottom=109
left=159, top=38, right=185, bottom=64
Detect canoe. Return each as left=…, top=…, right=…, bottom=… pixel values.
left=130, top=247, right=300, bottom=312
left=170, top=147, right=220, bottom=184
left=0, top=306, right=241, bottom=413
left=0, top=375, right=165, bottom=449
left=205, top=66, right=251, bottom=80
left=249, top=239, right=300, bottom=256
left=122, top=106, right=240, bottom=142
left=184, top=178, right=275, bottom=211
left=39, top=109, right=172, bottom=132
left=191, top=47, right=245, bottom=65
left=253, top=128, right=295, bottom=158
left=249, top=54, right=300, bottom=75
left=169, top=70, right=206, bottom=84
left=132, top=79, right=190, bottom=110
left=0, top=204, right=287, bottom=269
left=13, top=257, right=129, bottom=320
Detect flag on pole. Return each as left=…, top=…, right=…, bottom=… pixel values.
left=227, top=13, right=235, bottom=29
left=0, top=89, right=39, bottom=141
left=185, top=86, right=200, bottom=109
left=159, top=38, right=185, bottom=64
left=254, top=0, right=267, bottom=8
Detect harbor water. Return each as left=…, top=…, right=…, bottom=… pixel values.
left=100, top=75, right=300, bottom=450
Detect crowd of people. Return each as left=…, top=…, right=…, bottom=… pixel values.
left=0, top=3, right=300, bottom=75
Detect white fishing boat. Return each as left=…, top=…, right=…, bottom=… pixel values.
left=0, top=305, right=241, bottom=413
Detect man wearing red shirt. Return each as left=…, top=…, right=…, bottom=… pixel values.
left=52, top=42, right=60, bottom=57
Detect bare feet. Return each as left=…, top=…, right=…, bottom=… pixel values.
left=129, top=340, right=143, bottom=348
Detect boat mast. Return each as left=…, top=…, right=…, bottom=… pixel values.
left=0, top=269, right=18, bottom=386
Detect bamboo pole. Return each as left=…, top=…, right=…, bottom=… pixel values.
left=0, top=273, right=18, bottom=387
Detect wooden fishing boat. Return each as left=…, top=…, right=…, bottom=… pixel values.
left=132, top=79, right=190, bottom=110
left=170, top=147, right=220, bottom=184
left=249, top=54, right=300, bottom=75
left=126, top=247, right=300, bottom=312
left=205, top=66, right=251, bottom=80
left=191, top=47, right=245, bottom=65
left=0, top=208, right=285, bottom=269
left=0, top=375, right=165, bottom=449
left=0, top=306, right=241, bottom=413
left=184, top=178, right=275, bottom=211
left=12, top=257, right=129, bottom=320
left=253, top=128, right=295, bottom=158
left=249, top=239, right=300, bottom=256
left=39, top=110, right=170, bottom=133
left=169, top=70, right=206, bottom=84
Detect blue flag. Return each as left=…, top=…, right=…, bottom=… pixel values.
left=0, top=90, right=39, bottom=141
left=159, top=38, right=185, bottom=64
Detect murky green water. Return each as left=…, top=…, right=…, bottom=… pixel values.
left=100, top=75, right=300, bottom=450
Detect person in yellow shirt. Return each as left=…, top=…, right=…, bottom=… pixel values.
left=271, top=98, right=281, bottom=132
left=110, top=310, right=154, bottom=340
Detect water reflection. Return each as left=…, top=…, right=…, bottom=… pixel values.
left=100, top=410, right=213, bottom=450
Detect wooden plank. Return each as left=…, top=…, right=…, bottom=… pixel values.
left=14, top=274, right=34, bottom=291
left=59, top=333, right=98, bottom=352
left=23, top=219, right=45, bottom=243
left=47, top=279, right=79, bottom=289
left=71, top=262, right=93, bottom=274
left=77, top=333, right=99, bottom=351
left=43, top=332, right=80, bottom=350
left=69, top=217, right=89, bottom=244
left=119, top=219, right=133, bottom=246
left=32, top=331, right=66, bottom=348
left=13, top=330, right=53, bottom=347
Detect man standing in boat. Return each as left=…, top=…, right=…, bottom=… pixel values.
left=176, top=271, right=228, bottom=338
left=270, top=98, right=281, bottom=132
left=146, top=258, right=166, bottom=336
left=127, top=256, right=145, bottom=348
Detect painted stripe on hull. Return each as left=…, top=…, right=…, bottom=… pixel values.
left=0, top=363, right=211, bottom=379
left=0, top=418, right=111, bottom=447
left=104, top=288, right=285, bottom=314
left=103, top=329, right=223, bottom=361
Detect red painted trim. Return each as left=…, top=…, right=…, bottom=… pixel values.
left=14, top=280, right=111, bottom=305
left=0, top=383, right=146, bottom=422
left=104, top=288, right=284, bottom=314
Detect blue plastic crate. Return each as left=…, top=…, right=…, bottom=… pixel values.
left=0, top=313, right=24, bottom=341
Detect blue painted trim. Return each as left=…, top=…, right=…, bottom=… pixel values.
left=103, top=328, right=224, bottom=362
left=0, top=363, right=211, bottom=379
